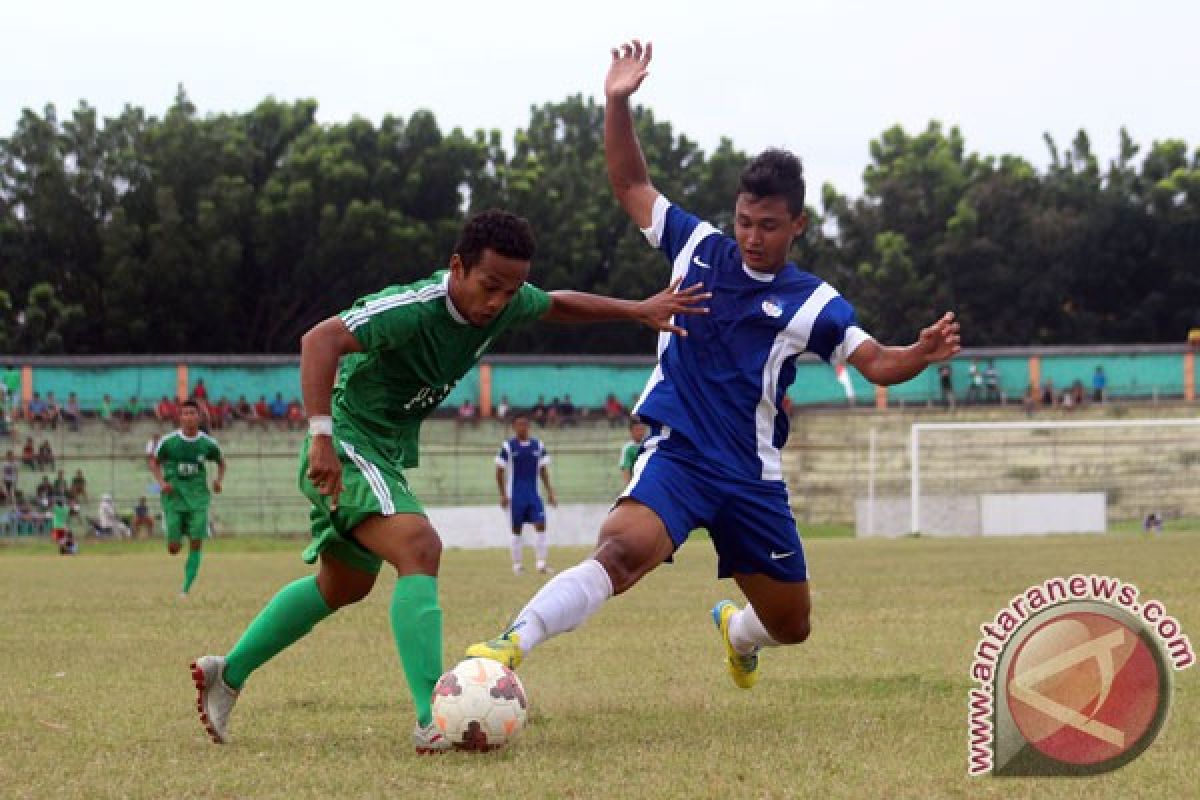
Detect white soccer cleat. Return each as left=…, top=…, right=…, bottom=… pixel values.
left=512, top=564, right=524, bottom=575
left=536, top=562, right=553, bottom=575
left=412, top=721, right=451, bottom=754
left=190, top=655, right=239, bottom=744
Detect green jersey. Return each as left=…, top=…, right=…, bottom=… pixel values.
left=619, top=440, right=642, bottom=472
left=335, top=270, right=550, bottom=468
left=155, top=430, right=223, bottom=510
left=52, top=505, right=69, bottom=528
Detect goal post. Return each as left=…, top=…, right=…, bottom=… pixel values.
left=908, top=418, right=1200, bottom=535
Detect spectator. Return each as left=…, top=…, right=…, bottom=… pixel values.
left=285, top=398, right=306, bottom=431
left=0, top=405, right=9, bottom=438
left=91, top=493, right=130, bottom=538
left=51, top=469, right=69, bottom=501
left=156, top=395, right=179, bottom=425
left=531, top=395, right=548, bottom=425
left=1040, top=379, right=1055, bottom=407
left=1092, top=366, right=1107, bottom=404
left=269, top=392, right=287, bottom=423
left=2, top=450, right=17, bottom=502
left=62, top=392, right=81, bottom=431
left=1023, top=384, right=1037, bottom=417
left=966, top=361, right=983, bottom=404
left=938, top=364, right=955, bottom=408
left=1071, top=380, right=1085, bottom=408
left=43, top=392, right=62, bottom=429
left=27, top=392, right=48, bottom=429
left=604, top=393, right=624, bottom=427
left=145, top=433, right=161, bottom=469
left=36, top=474, right=54, bottom=503
left=253, top=395, right=272, bottom=428
left=546, top=397, right=561, bottom=428
left=1, top=365, right=19, bottom=417
left=233, top=395, right=254, bottom=424
left=984, top=360, right=1000, bottom=403
left=457, top=398, right=477, bottom=429
left=124, top=395, right=143, bottom=424
left=21, top=437, right=37, bottom=469
left=70, top=469, right=88, bottom=503
left=133, top=496, right=155, bottom=539
left=192, top=378, right=208, bottom=402
left=215, top=397, right=234, bottom=430
left=99, top=394, right=116, bottom=428
left=495, top=395, right=511, bottom=424
left=37, top=439, right=55, bottom=471
left=1143, top=511, right=1163, bottom=535
left=558, top=394, right=577, bottom=427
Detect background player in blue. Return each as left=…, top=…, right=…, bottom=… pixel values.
left=495, top=413, right=557, bottom=575
left=469, top=40, right=961, bottom=689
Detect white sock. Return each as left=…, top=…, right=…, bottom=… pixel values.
left=508, top=558, right=613, bottom=654
left=728, top=604, right=779, bottom=655
left=534, top=531, right=548, bottom=565
left=510, top=535, right=523, bottom=569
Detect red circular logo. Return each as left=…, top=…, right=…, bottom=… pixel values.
left=1006, top=611, right=1161, bottom=766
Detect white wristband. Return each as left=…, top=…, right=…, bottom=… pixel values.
left=308, top=415, right=333, bottom=436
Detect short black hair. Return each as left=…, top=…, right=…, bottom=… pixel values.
left=455, top=209, right=536, bottom=270
left=180, top=399, right=199, bottom=411
left=737, top=149, right=806, bottom=216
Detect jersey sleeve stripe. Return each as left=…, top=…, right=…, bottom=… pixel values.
left=639, top=194, right=670, bottom=247
left=341, top=284, right=445, bottom=331
left=831, top=325, right=873, bottom=365
left=671, top=220, right=718, bottom=283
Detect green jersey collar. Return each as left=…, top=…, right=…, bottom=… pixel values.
left=443, top=274, right=468, bottom=325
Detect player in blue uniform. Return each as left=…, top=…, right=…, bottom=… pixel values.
left=496, top=413, right=557, bottom=574
left=469, top=40, right=961, bottom=688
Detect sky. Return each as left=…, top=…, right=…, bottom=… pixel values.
left=3, top=0, right=1198, bottom=200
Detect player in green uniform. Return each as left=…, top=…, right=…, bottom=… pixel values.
left=150, top=400, right=225, bottom=597
left=618, top=417, right=647, bottom=485
left=190, top=209, right=709, bottom=751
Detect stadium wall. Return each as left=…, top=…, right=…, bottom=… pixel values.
left=11, top=346, right=1196, bottom=413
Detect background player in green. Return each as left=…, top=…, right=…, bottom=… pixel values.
left=149, top=400, right=225, bottom=598
left=190, top=209, right=708, bottom=751
left=618, top=416, right=647, bottom=485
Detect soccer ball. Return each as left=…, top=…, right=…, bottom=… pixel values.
left=432, top=657, right=528, bottom=751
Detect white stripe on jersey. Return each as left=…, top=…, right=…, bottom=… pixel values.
left=341, top=283, right=445, bottom=331
left=830, top=325, right=872, bottom=366
left=342, top=441, right=395, bottom=515
left=755, top=283, right=839, bottom=481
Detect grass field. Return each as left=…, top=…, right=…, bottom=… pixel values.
left=2, top=532, right=1197, bottom=799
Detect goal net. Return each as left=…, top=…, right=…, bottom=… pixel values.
left=863, top=418, right=1200, bottom=537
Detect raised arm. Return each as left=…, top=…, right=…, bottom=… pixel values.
left=849, top=312, right=961, bottom=386
left=605, top=39, right=660, bottom=228
left=541, top=278, right=709, bottom=336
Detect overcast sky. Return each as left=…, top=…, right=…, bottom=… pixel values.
left=4, top=0, right=1197, bottom=199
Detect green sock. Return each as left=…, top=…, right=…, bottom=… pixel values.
left=182, top=549, right=203, bottom=593
left=390, top=575, right=443, bottom=728
left=223, top=575, right=334, bottom=690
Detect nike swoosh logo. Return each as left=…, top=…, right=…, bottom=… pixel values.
left=692, top=255, right=711, bottom=269
left=770, top=550, right=794, bottom=560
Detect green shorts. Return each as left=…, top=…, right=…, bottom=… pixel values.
left=298, top=436, right=424, bottom=575
left=164, top=507, right=210, bottom=543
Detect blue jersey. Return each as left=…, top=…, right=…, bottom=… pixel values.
left=495, top=437, right=549, bottom=498
left=635, top=196, right=871, bottom=481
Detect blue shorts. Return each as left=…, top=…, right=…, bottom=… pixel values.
left=510, top=494, right=546, bottom=531
left=621, top=429, right=808, bottom=582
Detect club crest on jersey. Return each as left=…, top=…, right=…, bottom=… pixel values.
left=761, top=298, right=784, bottom=318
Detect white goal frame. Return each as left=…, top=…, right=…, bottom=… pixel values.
left=909, top=418, right=1200, bottom=534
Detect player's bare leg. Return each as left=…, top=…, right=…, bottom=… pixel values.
left=354, top=513, right=450, bottom=753
left=713, top=573, right=811, bottom=688
left=467, top=500, right=672, bottom=667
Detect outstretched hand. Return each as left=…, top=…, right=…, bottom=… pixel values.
left=916, top=312, right=962, bottom=363
left=606, top=39, right=653, bottom=100
left=636, top=276, right=710, bottom=337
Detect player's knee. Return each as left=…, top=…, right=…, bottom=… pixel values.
left=167, top=542, right=182, bottom=555
left=768, top=615, right=811, bottom=645
left=325, top=581, right=372, bottom=609
left=592, top=536, right=649, bottom=594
